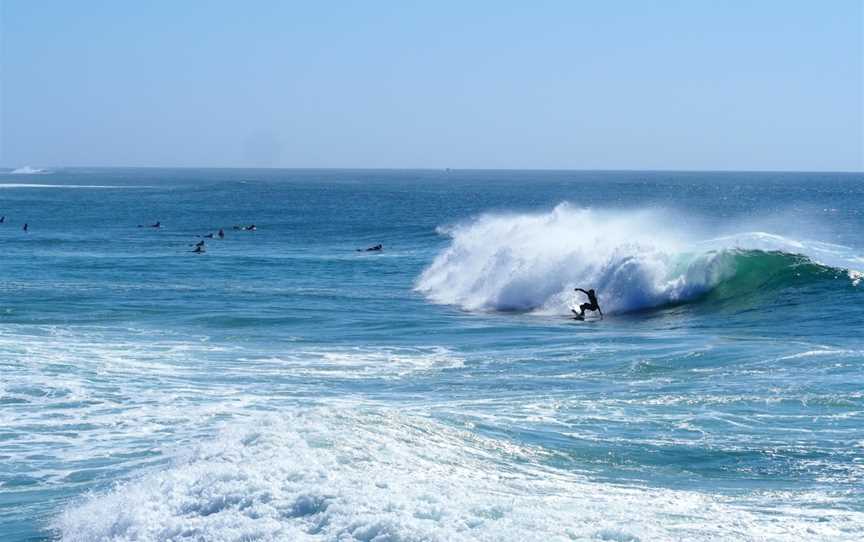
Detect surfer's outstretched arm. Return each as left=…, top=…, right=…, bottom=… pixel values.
left=573, top=288, right=588, bottom=295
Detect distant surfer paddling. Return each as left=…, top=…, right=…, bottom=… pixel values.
left=572, top=288, right=602, bottom=320
left=357, top=244, right=383, bottom=252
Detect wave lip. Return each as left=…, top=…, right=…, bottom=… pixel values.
left=416, top=204, right=861, bottom=315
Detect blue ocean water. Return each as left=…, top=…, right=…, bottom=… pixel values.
left=1, top=168, right=863, bottom=541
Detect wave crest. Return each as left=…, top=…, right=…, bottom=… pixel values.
left=10, top=165, right=51, bottom=174
left=416, top=204, right=859, bottom=314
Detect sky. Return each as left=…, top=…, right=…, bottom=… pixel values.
left=0, top=0, right=861, bottom=171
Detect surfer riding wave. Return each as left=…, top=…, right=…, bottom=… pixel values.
left=415, top=204, right=863, bottom=316
left=572, top=288, right=603, bottom=320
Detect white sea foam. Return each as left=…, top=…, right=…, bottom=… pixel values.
left=4, top=323, right=861, bottom=541
left=238, top=346, right=464, bottom=379
left=776, top=349, right=863, bottom=361
left=55, top=408, right=864, bottom=542
left=0, top=183, right=131, bottom=188
left=10, top=165, right=51, bottom=174
left=0, top=327, right=466, bottom=490
left=416, top=203, right=862, bottom=314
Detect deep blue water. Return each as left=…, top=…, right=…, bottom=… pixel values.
left=1, top=168, right=863, bottom=541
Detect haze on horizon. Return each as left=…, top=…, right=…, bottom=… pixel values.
left=0, top=0, right=861, bottom=172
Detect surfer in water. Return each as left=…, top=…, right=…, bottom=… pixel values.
left=358, top=244, right=383, bottom=252
left=572, top=288, right=602, bottom=319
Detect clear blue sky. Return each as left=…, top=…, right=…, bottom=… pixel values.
left=0, top=0, right=861, bottom=171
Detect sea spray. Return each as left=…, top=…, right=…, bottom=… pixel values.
left=417, top=203, right=861, bottom=314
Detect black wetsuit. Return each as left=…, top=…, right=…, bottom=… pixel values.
left=573, top=288, right=603, bottom=318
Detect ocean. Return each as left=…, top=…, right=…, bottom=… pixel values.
left=1, top=168, right=862, bottom=541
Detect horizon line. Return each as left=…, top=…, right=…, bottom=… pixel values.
left=2, top=165, right=863, bottom=175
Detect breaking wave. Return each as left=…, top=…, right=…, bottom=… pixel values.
left=55, top=408, right=862, bottom=541
left=416, top=204, right=862, bottom=314
left=10, top=165, right=51, bottom=174
left=0, top=183, right=132, bottom=189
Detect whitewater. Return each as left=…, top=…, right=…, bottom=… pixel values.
left=417, top=203, right=861, bottom=315
left=1, top=168, right=862, bottom=542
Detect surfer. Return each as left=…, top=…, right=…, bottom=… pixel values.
left=23, top=223, right=28, bottom=232
left=572, top=288, right=602, bottom=319
left=357, top=244, right=383, bottom=252
left=218, top=228, right=225, bottom=239
left=138, top=221, right=161, bottom=228
left=0, top=216, right=5, bottom=223
left=192, top=244, right=205, bottom=254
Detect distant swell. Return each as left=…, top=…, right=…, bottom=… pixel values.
left=416, top=204, right=862, bottom=314
left=0, top=183, right=132, bottom=189
left=10, top=165, right=51, bottom=174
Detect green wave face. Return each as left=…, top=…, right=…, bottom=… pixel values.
left=697, top=249, right=856, bottom=309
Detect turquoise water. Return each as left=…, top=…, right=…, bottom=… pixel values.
left=1, top=168, right=863, bottom=541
